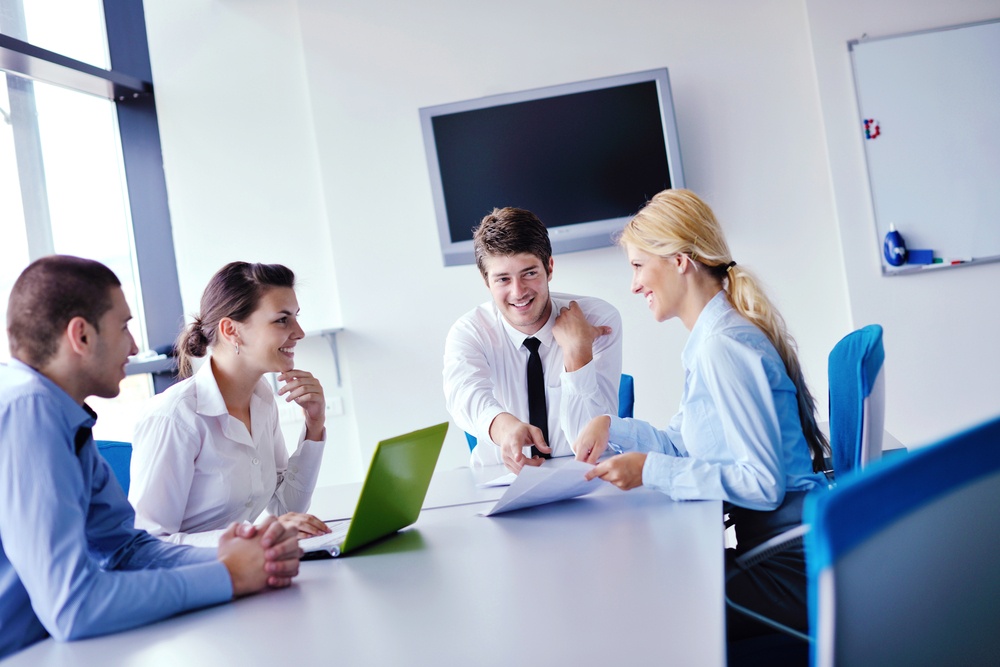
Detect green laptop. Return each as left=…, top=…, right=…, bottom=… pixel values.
left=300, top=422, right=447, bottom=557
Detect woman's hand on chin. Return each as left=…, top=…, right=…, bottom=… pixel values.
left=277, top=369, right=326, bottom=439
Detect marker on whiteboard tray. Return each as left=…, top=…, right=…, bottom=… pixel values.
left=883, top=224, right=907, bottom=266
left=906, top=249, right=934, bottom=264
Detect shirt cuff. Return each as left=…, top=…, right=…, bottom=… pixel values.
left=607, top=416, right=632, bottom=454
left=641, top=451, right=675, bottom=496
left=157, top=528, right=229, bottom=547
left=298, top=423, right=326, bottom=445
left=287, top=437, right=325, bottom=490
left=559, top=358, right=598, bottom=396
left=476, top=406, right=506, bottom=447
left=185, top=560, right=234, bottom=607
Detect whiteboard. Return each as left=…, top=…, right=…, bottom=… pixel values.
left=850, top=19, right=1000, bottom=275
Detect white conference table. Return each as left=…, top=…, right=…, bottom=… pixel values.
left=6, top=461, right=725, bottom=666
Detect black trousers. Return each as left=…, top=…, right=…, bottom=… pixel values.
left=725, top=492, right=809, bottom=642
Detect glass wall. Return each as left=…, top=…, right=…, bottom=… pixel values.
left=17, top=0, right=108, bottom=68
left=1, top=0, right=177, bottom=439
left=1, top=72, right=148, bottom=356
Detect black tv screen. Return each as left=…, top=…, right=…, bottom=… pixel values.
left=420, top=68, right=684, bottom=266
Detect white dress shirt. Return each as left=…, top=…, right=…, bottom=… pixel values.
left=607, top=291, right=825, bottom=511
left=129, top=360, right=326, bottom=546
left=444, top=292, right=622, bottom=466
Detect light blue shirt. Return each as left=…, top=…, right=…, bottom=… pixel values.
left=608, top=292, right=825, bottom=511
left=0, top=360, right=232, bottom=659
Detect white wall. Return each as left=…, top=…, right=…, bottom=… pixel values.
left=143, top=0, right=362, bottom=485
left=294, top=0, right=850, bottom=473
left=148, top=0, right=1000, bottom=485
left=804, top=0, right=1000, bottom=448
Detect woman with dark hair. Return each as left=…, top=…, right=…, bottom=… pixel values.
left=129, top=262, right=331, bottom=546
left=574, top=189, right=828, bottom=643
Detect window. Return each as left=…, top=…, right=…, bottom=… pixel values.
left=9, top=0, right=108, bottom=68
left=1, top=71, right=148, bottom=353
left=1, top=0, right=182, bottom=440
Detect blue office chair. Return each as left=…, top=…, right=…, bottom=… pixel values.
left=96, top=440, right=133, bottom=494
left=804, top=414, right=1000, bottom=665
left=464, top=431, right=478, bottom=452
left=727, top=326, right=887, bottom=647
left=729, top=414, right=1000, bottom=665
left=827, top=324, right=885, bottom=480
left=465, top=373, right=635, bottom=451
left=618, top=373, right=634, bottom=419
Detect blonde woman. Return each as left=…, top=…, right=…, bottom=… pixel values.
left=574, top=189, right=828, bottom=643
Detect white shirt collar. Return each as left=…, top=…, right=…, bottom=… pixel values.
left=498, top=298, right=557, bottom=350
left=193, top=357, right=274, bottom=419
left=193, top=358, right=229, bottom=418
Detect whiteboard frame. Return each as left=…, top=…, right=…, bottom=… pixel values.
left=849, top=18, right=1000, bottom=276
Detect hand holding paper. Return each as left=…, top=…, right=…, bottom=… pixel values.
left=482, top=459, right=605, bottom=516
left=585, top=452, right=646, bottom=490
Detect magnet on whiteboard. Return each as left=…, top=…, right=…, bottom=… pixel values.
left=883, top=224, right=907, bottom=266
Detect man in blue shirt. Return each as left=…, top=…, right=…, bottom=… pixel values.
left=0, top=255, right=303, bottom=659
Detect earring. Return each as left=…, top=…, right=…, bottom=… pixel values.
left=235, top=343, right=240, bottom=356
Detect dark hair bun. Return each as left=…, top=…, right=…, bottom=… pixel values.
left=183, top=321, right=210, bottom=359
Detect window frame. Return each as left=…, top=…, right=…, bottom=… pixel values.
left=1, top=0, right=181, bottom=393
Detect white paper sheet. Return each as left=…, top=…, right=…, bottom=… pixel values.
left=476, top=472, right=517, bottom=488
left=481, top=460, right=603, bottom=516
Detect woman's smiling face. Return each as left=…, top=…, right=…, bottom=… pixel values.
left=627, top=245, right=683, bottom=323
left=233, top=287, right=304, bottom=373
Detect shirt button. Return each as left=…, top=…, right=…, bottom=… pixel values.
left=245, top=501, right=253, bottom=508
left=291, top=466, right=299, bottom=473
left=287, top=474, right=296, bottom=481
left=252, top=457, right=260, bottom=465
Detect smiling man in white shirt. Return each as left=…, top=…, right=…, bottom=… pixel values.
left=443, top=207, right=623, bottom=473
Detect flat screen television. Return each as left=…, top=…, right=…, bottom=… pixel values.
left=419, top=68, right=685, bottom=266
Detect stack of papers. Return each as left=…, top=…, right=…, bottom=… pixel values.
left=480, top=460, right=604, bottom=516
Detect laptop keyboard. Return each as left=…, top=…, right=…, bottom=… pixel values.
left=300, top=520, right=350, bottom=552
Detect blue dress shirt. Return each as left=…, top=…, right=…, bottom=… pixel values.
left=607, top=292, right=826, bottom=511
left=0, top=360, right=232, bottom=659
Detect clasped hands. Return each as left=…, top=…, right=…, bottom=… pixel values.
left=218, top=515, right=303, bottom=598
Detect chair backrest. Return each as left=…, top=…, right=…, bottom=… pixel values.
left=827, top=325, right=885, bottom=479
left=618, top=373, right=634, bottom=419
left=465, top=373, right=636, bottom=451
left=96, top=440, right=133, bottom=494
left=804, top=415, right=1000, bottom=667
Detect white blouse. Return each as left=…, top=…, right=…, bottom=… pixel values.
left=129, top=360, right=326, bottom=546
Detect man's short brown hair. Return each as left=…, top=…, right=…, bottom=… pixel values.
left=472, top=207, right=553, bottom=278
left=6, top=255, right=121, bottom=367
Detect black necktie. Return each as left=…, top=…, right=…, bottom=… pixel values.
left=523, top=337, right=550, bottom=459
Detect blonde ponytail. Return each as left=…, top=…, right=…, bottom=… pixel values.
left=620, top=189, right=829, bottom=470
